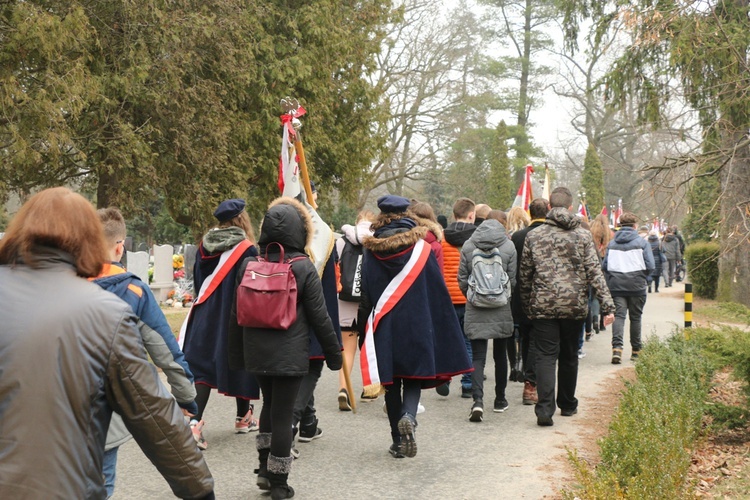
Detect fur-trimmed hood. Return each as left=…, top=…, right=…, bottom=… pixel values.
left=412, top=215, right=443, bottom=243
left=363, top=221, right=428, bottom=255
left=258, top=197, right=313, bottom=254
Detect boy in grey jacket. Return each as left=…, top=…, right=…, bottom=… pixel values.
left=457, top=216, right=517, bottom=421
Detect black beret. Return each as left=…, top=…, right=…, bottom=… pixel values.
left=213, top=198, right=246, bottom=222
left=377, top=194, right=411, bottom=214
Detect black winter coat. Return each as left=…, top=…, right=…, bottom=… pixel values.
left=228, top=197, right=341, bottom=376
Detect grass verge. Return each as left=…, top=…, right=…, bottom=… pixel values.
left=695, top=301, right=750, bottom=327
left=162, top=307, right=189, bottom=337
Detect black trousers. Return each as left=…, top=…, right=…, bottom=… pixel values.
left=531, top=318, right=584, bottom=419
left=470, top=338, right=508, bottom=403
left=194, top=383, right=249, bottom=421
left=292, top=359, right=324, bottom=429
left=256, top=375, right=303, bottom=458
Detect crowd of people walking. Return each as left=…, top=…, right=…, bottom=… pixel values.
left=0, top=185, right=685, bottom=499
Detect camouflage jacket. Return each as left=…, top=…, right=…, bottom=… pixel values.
left=519, top=208, right=614, bottom=320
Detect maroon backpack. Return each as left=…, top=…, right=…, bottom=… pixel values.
left=236, top=243, right=307, bottom=330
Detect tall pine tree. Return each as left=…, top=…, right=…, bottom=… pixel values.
left=581, top=143, right=605, bottom=216
left=487, top=121, right=513, bottom=210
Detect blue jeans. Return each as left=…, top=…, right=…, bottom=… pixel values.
left=102, top=447, right=118, bottom=498
left=578, top=324, right=585, bottom=351
left=384, top=378, right=422, bottom=444
left=455, top=305, right=472, bottom=389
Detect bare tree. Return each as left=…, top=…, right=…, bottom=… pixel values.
left=360, top=0, right=493, bottom=207
left=553, top=21, right=700, bottom=220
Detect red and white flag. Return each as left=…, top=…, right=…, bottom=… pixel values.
left=512, top=164, right=535, bottom=211
left=278, top=107, right=334, bottom=275
left=577, top=203, right=588, bottom=219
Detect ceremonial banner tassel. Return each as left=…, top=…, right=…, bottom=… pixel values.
left=512, top=164, right=535, bottom=211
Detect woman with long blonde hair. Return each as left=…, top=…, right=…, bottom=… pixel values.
left=506, top=206, right=531, bottom=234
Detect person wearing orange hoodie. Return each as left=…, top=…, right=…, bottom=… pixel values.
left=436, top=197, right=477, bottom=398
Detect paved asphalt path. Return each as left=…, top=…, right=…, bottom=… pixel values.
left=113, top=283, right=687, bottom=499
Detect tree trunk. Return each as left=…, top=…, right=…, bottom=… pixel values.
left=717, top=132, right=750, bottom=306
left=96, top=167, right=118, bottom=209
left=514, top=0, right=532, bottom=157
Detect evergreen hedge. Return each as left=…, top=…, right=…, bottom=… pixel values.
left=564, top=335, right=712, bottom=499
left=685, top=242, right=720, bottom=299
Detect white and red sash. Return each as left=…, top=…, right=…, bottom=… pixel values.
left=360, top=239, right=431, bottom=396
left=178, top=239, right=252, bottom=348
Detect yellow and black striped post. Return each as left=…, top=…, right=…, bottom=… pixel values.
left=684, top=283, right=693, bottom=337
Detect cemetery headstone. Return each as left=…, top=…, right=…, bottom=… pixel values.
left=151, top=244, right=174, bottom=302
left=126, top=251, right=150, bottom=285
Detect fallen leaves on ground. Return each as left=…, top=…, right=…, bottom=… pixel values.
left=689, top=368, right=750, bottom=497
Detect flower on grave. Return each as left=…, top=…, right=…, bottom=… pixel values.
left=169, top=278, right=195, bottom=307
left=173, top=254, right=184, bottom=270
left=173, top=268, right=186, bottom=280
left=148, top=267, right=154, bottom=284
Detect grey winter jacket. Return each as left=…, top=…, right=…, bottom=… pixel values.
left=661, top=234, right=682, bottom=261
left=457, top=219, right=517, bottom=339
left=602, top=226, right=656, bottom=297
left=0, top=248, right=213, bottom=500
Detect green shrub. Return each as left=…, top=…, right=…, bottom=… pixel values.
left=691, top=325, right=750, bottom=399
left=685, top=242, right=720, bottom=299
left=564, top=334, right=713, bottom=499
left=706, top=402, right=748, bottom=429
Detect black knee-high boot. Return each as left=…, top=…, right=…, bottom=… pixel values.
left=268, top=454, right=294, bottom=499
left=255, top=433, right=272, bottom=490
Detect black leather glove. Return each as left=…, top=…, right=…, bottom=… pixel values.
left=326, top=350, right=343, bottom=371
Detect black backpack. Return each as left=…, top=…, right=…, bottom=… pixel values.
left=338, top=231, right=364, bottom=302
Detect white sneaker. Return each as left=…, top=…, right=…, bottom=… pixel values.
left=578, top=349, right=586, bottom=359
left=190, top=419, right=207, bottom=450
left=417, top=403, right=425, bottom=414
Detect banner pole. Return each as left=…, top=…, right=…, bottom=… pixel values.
left=294, top=133, right=318, bottom=209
